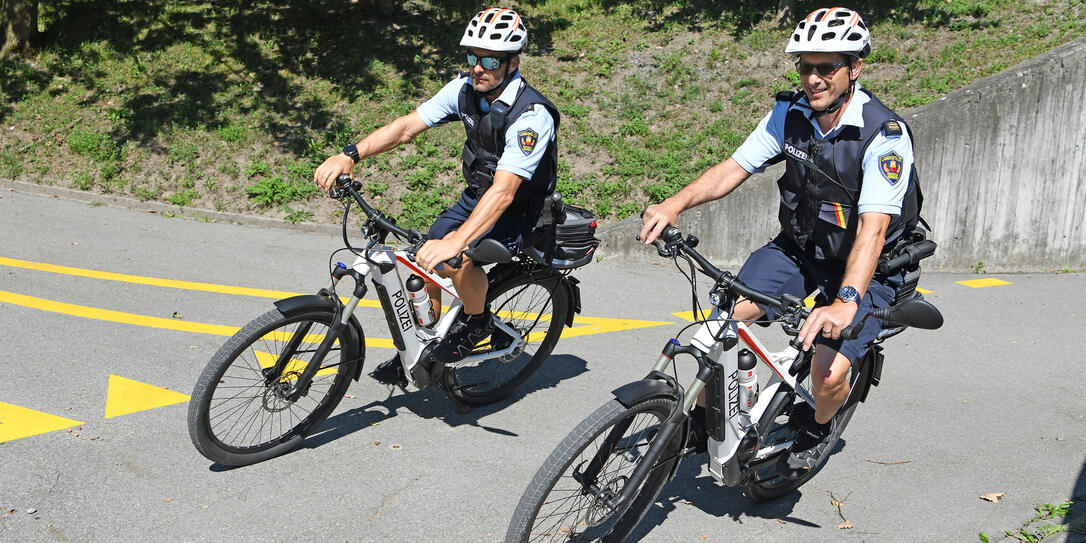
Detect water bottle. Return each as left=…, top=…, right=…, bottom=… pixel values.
left=737, top=349, right=759, bottom=412
left=405, top=275, right=436, bottom=327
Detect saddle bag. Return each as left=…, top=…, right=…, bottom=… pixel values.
left=528, top=194, right=601, bottom=269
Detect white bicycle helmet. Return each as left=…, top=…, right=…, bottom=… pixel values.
left=785, top=7, right=871, bottom=58
left=460, top=8, right=528, bottom=53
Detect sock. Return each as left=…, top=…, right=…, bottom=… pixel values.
left=465, top=308, right=491, bottom=323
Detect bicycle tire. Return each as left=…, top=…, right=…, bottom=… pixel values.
left=444, top=268, right=570, bottom=406
left=741, top=353, right=870, bottom=501
left=506, top=397, right=682, bottom=543
left=187, top=306, right=362, bottom=466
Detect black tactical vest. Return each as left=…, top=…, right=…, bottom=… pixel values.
left=456, top=76, right=560, bottom=222
left=771, top=89, right=922, bottom=263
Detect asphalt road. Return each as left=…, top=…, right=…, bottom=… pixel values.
left=1, top=188, right=1084, bottom=542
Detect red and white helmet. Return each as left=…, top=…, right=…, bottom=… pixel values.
left=786, top=7, right=871, bottom=58
left=460, top=8, right=528, bottom=53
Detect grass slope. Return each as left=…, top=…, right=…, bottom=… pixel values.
left=1, top=0, right=1084, bottom=228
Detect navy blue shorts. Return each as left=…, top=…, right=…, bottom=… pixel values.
left=736, top=234, right=902, bottom=364
left=427, top=190, right=533, bottom=252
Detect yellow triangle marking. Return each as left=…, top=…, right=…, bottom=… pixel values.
left=957, top=278, right=1012, bottom=288
left=0, top=289, right=395, bottom=349
left=0, top=402, right=84, bottom=443
left=253, top=350, right=337, bottom=380
left=557, top=315, right=673, bottom=340
left=105, top=375, right=191, bottom=418
left=672, top=310, right=712, bottom=322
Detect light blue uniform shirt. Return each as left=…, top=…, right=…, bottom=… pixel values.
left=732, top=83, right=913, bottom=215
left=416, top=72, right=556, bottom=181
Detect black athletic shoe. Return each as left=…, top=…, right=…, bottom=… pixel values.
left=432, top=310, right=494, bottom=364
left=369, top=354, right=407, bottom=387
left=777, top=409, right=837, bottom=479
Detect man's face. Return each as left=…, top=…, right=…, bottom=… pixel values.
left=467, top=48, right=518, bottom=93
left=797, top=53, right=859, bottom=111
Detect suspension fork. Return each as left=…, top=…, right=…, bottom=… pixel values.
left=278, top=265, right=368, bottom=401
left=579, top=345, right=713, bottom=514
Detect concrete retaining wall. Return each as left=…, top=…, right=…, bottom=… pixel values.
left=599, top=36, right=1086, bottom=272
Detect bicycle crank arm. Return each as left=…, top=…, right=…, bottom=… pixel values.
left=451, top=319, right=526, bottom=366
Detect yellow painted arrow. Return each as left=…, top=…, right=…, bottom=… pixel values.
left=0, top=402, right=84, bottom=443
left=105, top=375, right=190, bottom=418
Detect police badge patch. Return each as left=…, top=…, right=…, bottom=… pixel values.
left=879, top=151, right=903, bottom=185
left=518, top=128, right=538, bottom=156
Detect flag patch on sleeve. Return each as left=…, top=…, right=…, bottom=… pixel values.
left=879, top=151, right=903, bottom=185
left=518, top=128, right=538, bottom=156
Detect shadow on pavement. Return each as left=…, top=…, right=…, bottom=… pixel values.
left=300, top=353, right=589, bottom=449
left=623, top=439, right=852, bottom=541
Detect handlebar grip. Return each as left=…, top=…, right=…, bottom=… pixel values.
left=445, top=255, right=463, bottom=270
left=841, top=320, right=865, bottom=341
left=878, top=240, right=937, bottom=274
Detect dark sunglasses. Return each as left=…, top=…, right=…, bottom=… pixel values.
left=466, top=52, right=507, bottom=70
left=796, top=60, right=849, bottom=77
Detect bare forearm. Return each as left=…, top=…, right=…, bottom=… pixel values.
left=356, top=112, right=428, bottom=159
left=447, top=173, right=520, bottom=248
left=840, top=214, right=890, bottom=297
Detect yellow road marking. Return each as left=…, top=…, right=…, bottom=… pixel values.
left=0, top=289, right=397, bottom=349
left=917, top=287, right=932, bottom=294
left=105, top=375, right=190, bottom=419
left=0, top=402, right=83, bottom=443
left=672, top=310, right=712, bottom=322
left=0, top=255, right=383, bottom=308
left=254, top=350, right=338, bottom=379
left=957, top=278, right=1012, bottom=288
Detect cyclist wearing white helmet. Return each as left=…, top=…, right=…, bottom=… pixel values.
left=642, top=7, right=924, bottom=477
left=315, top=7, right=560, bottom=385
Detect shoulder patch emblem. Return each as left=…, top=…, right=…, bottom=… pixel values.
left=518, top=128, right=538, bottom=156
left=884, top=120, right=903, bottom=137
left=879, top=151, right=904, bottom=185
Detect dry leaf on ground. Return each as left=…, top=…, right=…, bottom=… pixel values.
left=980, top=492, right=1006, bottom=503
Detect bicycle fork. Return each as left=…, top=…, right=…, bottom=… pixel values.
left=267, top=264, right=367, bottom=401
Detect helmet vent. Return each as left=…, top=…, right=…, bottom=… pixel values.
left=798, top=21, right=806, bottom=30
left=807, top=26, right=817, bottom=41
left=847, top=33, right=863, bottom=41
left=821, top=32, right=837, bottom=41
left=495, top=22, right=509, bottom=29
left=827, top=19, right=844, bottom=27
left=813, top=9, right=828, bottom=21
left=509, top=35, right=523, bottom=42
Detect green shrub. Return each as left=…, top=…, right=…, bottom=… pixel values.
left=68, top=129, right=123, bottom=163
left=245, top=175, right=315, bottom=207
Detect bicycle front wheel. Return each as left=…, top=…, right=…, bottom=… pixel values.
left=445, top=269, right=570, bottom=406
left=742, top=352, right=870, bottom=501
left=187, top=306, right=362, bottom=466
left=506, top=397, right=681, bottom=543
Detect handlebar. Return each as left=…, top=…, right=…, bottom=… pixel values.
left=330, top=174, right=463, bottom=269
left=877, top=239, right=936, bottom=274
left=648, top=225, right=803, bottom=317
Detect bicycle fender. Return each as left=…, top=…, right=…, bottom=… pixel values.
left=563, top=276, right=581, bottom=326
left=273, top=295, right=367, bottom=382
left=611, top=378, right=680, bottom=408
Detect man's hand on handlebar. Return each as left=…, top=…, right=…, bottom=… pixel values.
left=638, top=203, right=679, bottom=245
left=314, top=154, right=356, bottom=192
left=796, top=301, right=858, bottom=351
left=415, top=238, right=466, bottom=273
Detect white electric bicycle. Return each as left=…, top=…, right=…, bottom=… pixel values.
left=506, top=225, right=942, bottom=542
left=187, top=175, right=581, bottom=467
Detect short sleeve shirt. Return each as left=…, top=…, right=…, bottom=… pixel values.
left=416, top=72, right=556, bottom=180
left=731, top=83, right=913, bottom=216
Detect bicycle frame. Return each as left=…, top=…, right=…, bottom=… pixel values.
left=324, top=240, right=527, bottom=390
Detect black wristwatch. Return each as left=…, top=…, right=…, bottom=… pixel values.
left=837, top=285, right=860, bottom=304
left=342, top=144, right=360, bottom=164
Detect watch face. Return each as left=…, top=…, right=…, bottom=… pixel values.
left=839, top=286, right=859, bottom=302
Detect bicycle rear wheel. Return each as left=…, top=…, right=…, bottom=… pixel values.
left=187, top=306, right=362, bottom=466
left=445, top=268, right=570, bottom=406
left=742, top=352, right=871, bottom=501
left=506, top=397, right=681, bottom=542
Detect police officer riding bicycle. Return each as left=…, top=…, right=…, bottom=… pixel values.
left=641, top=7, right=922, bottom=478
left=314, top=8, right=559, bottom=387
